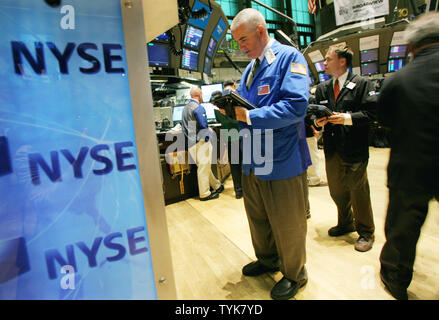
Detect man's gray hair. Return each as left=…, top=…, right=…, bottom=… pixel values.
left=230, top=8, right=266, bottom=32
left=404, top=12, right=439, bottom=48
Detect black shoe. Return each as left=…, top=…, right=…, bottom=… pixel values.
left=380, top=272, right=408, bottom=300
left=242, top=261, right=279, bottom=277
left=235, top=191, right=243, bottom=199
left=306, top=212, right=311, bottom=219
left=215, top=184, right=224, bottom=194
left=270, top=267, right=308, bottom=300
left=200, top=192, right=219, bottom=201
left=328, top=224, right=356, bottom=237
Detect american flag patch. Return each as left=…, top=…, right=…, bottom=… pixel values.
left=291, top=63, right=307, bottom=75
left=258, top=85, right=270, bottom=95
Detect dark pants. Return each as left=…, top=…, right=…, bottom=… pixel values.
left=242, top=171, right=308, bottom=282
left=228, top=138, right=242, bottom=194
left=325, top=152, right=375, bottom=237
left=380, top=188, right=438, bottom=290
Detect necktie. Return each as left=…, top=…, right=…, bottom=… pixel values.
left=334, top=78, right=340, bottom=101
left=246, top=58, right=260, bottom=89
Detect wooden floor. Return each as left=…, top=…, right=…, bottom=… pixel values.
left=165, top=147, right=439, bottom=300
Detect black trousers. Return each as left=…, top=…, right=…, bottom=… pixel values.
left=380, top=188, right=439, bottom=290
left=227, top=138, right=242, bottom=194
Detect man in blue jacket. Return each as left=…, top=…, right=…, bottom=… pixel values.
left=230, top=8, right=310, bottom=300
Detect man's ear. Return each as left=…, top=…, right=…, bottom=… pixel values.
left=256, top=25, right=265, bottom=37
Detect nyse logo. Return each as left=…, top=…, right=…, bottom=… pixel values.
left=0, top=136, right=12, bottom=176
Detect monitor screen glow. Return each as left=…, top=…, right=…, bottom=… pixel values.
left=314, top=61, right=325, bottom=72
left=360, top=48, right=379, bottom=62
left=201, top=83, right=223, bottom=103
left=389, top=45, right=407, bottom=59
left=207, top=38, right=217, bottom=57
left=147, top=43, right=169, bottom=67
left=361, top=62, right=379, bottom=75
left=204, top=56, right=212, bottom=75
left=184, top=25, right=204, bottom=50
left=201, top=103, right=217, bottom=120
left=318, top=72, right=330, bottom=82
left=388, top=59, right=405, bottom=72
left=181, top=49, right=199, bottom=71
left=172, top=106, right=185, bottom=122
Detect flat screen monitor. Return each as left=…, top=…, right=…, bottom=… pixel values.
left=309, top=75, right=314, bottom=86
left=360, top=48, right=378, bottom=63
left=212, top=18, right=227, bottom=41
left=181, top=48, right=199, bottom=71
left=361, top=61, right=379, bottom=75
left=318, top=72, right=330, bottom=82
left=147, top=43, right=169, bottom=67
left=172, top=106, right=185, bottom=122
left=389, top=45, right=407, bottom=59
left=388, top=59, right=405, bottom=72
left=201, top=83, right=223, bottom=103
left=207, top=38, right=217, bottom=57
left=184, top=25, right=204, bottom=50
left=154, top=32, right=168, bottom=41
left=204, top=56, right=212, bottom=75
left=314, top=61, right=325, bottom=72
left=201, top=103, right=217, bottom=121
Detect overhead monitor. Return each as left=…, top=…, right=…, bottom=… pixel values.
left=153, top=32, right=168, bottom=42
left=204, top=56, right=212, bottom=75
left=360, top=61, right=379, bottom=76
left=318, top=72, right=330, bottom=83
left=184, top=25, right=204, bottom=50
left=147, top=43, right=169, bottom=67
left=172, top=105, right=185, bottom=123
left=388, top=59, right=405, bottom=73
left=314, top=61, right=325, bottom=72
left=212, top=17, right=227, bottom=41
left=181, top=48, right=199, bottom=71
left=207, top=38, right=217, bottom=57
left=389, top=45, right=407, bottom=59
left=201, top=83, right=223, bottom=103
left=188, top=0, right=212, bottom=30
left=201, top=103, right=217, bottom=122
left=360, top=48, right=379, bottom=63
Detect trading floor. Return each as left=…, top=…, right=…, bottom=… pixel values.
left=166, top=147, right=439, bottom=300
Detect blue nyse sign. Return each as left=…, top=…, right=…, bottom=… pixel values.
left=0, top=0, right=157, bottom=299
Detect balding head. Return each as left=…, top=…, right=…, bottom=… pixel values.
left=190, top=86, right=203, bottom=103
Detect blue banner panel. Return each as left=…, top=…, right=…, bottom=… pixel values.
left=0, top=0, right=157, bottom=299
left=188, top=0, right=212, bottom=30
left=212, top=17, right=227, bottom=41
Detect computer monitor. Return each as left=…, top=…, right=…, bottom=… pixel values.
left=147, top=43, right=169, bottom=67
left=309, top=75, right=314, bottom=86
left=201, top=103, right=217, bottom=122
left=160, top=107, right=173, bottom=128
left=212, top=17, right=227, bottom=41
left=388, top=59, right=405, bottom=72
left=389, top=45, right=407, bottom=59
left=318, top=72, right=330, bottom=82
left=207, top=38, right=217, bottom=57
left=201, top=83, right=223, bottom=103
left=360, top=48, right=379, bottom=63
left=184, top=25, right=204, bottom=50
left=314, top=61, right=325, bottom=72
left=154, top=32, right=168, bottom=42
left=361, top=62, right=379, bottom=75
left=172, top=106, right=185, bottom=123
left=181, top=48, right=199, bottom=71
left=204, top=56, right=212, bottom=75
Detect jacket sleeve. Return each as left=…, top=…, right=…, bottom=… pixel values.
left=350, top=78, right=377, bottom=126
left=193, top=105, right=210, bottom=141
left=248, top=51, right=310, bottom=130
left=377, top=77, right=396, bottom=129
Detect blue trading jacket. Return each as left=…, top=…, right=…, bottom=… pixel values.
left=182, top=99, right=210, bottom=147
left=237, top=39, right=310, bottom=180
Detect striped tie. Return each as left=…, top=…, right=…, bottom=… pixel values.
left=246, top=58, right=260, bottom=89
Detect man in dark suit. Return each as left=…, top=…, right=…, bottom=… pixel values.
left=378, top=12, right=439, bottom=300
left=314, top=46, right=377, bottom=252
